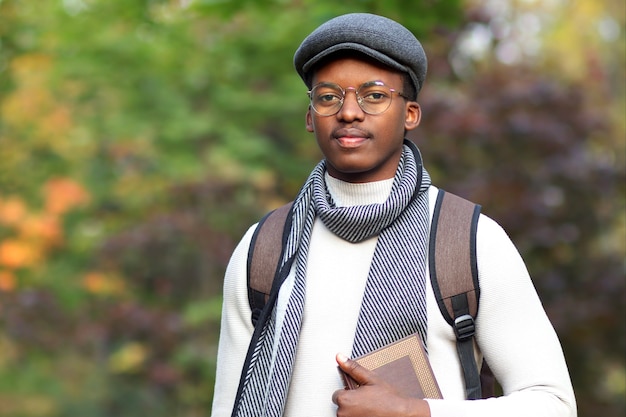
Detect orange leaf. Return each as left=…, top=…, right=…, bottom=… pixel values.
left=44, top=178, right=90, bottom=215
left=82, top=271, right=125, bottom=296
left=82, top=272, right=107, bottom=293
left=19, top=214, right=63, bottom=246
left=0, top=239, right=40, bottom=269
left=0, top=270, right=17, bottom=292
left=0, top=197, right=27, bottom=226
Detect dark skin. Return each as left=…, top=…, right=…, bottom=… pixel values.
left=333, top=353, right=431, bottom=417
left=305, top=57, right=421, bottom=183
left=305, top=56, right=432, bottom=416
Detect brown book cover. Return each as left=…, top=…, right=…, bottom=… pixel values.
left=338, top=333, right=443, bottom=399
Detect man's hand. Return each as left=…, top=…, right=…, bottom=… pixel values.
left=332, top=353, right=431, bottom=417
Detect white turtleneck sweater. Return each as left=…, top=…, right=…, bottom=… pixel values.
left=210, top=176, right=577, bottom=417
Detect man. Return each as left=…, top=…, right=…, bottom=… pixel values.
left=211, top=13, right=576, bottom=417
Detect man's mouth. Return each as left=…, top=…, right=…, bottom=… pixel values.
left=334, top=129, right=369, bottom=148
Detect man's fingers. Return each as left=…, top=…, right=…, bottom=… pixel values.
left=336, top=352, right=376, bottom=386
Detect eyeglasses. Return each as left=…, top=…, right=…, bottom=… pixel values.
left=308, top=81, right=408, bottom=116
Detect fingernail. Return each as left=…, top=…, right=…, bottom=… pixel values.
left=337, top=353, right=348, bottom=363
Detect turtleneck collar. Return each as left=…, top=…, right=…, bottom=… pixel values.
left=325, top=172, right=394, bottom=207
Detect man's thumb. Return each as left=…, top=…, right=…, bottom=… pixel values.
left=336, top=353, right=374, bottom=386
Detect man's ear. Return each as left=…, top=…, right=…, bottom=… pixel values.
left=306, top=107, right=314, bottom=132
left=404, top=101, right=421, bottom=131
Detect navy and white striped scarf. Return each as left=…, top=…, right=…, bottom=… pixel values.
left=233, top=140, right=431, bottom=417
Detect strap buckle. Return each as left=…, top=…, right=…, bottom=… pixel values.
left=454, top=314, right=476, bottom=341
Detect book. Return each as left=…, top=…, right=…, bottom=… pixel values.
left=338, top=333, right=443, bottom=399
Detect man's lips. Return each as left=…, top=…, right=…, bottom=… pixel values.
left=334, top=128, right=370, bottom=148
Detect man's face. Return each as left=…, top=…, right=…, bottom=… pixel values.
left=306, top=56, right=421, bottom=183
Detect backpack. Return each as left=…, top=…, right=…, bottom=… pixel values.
left=246, top=189, right=495, bottom=399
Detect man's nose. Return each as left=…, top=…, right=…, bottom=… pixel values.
left=337, top=89, right=364, bottom=120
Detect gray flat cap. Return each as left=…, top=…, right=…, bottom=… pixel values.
left=294, top=13, right=427, bottom=96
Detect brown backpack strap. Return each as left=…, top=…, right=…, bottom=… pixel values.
left=430, top=190, right=481, bottom=321
left=429, top=189, right=483, bottom=399
left=247, top=202, right=293, bottom=325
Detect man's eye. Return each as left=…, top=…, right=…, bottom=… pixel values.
left=362, top=91, right=388, bottom=101
left=318, top=93, right=341, bottom=103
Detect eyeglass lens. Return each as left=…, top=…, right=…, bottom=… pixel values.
left=309, top=81, right=398, bottom=116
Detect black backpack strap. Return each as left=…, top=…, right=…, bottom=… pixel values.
left=429, top=189, right=483, bottom=399
left=246, top=202, right=293, bottom=326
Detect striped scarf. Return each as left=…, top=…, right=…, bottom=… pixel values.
left=233, top=140, right=431, bottom=417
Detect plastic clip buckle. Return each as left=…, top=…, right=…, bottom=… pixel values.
left=454, top=314, right=476, bottom=341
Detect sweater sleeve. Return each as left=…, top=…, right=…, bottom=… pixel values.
left=210, top=225, right=257, bottom=417
left=426, top=214, right=577, bottom=417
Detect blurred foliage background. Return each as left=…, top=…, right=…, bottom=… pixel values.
left=0, top=0, right=624, bottom=416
